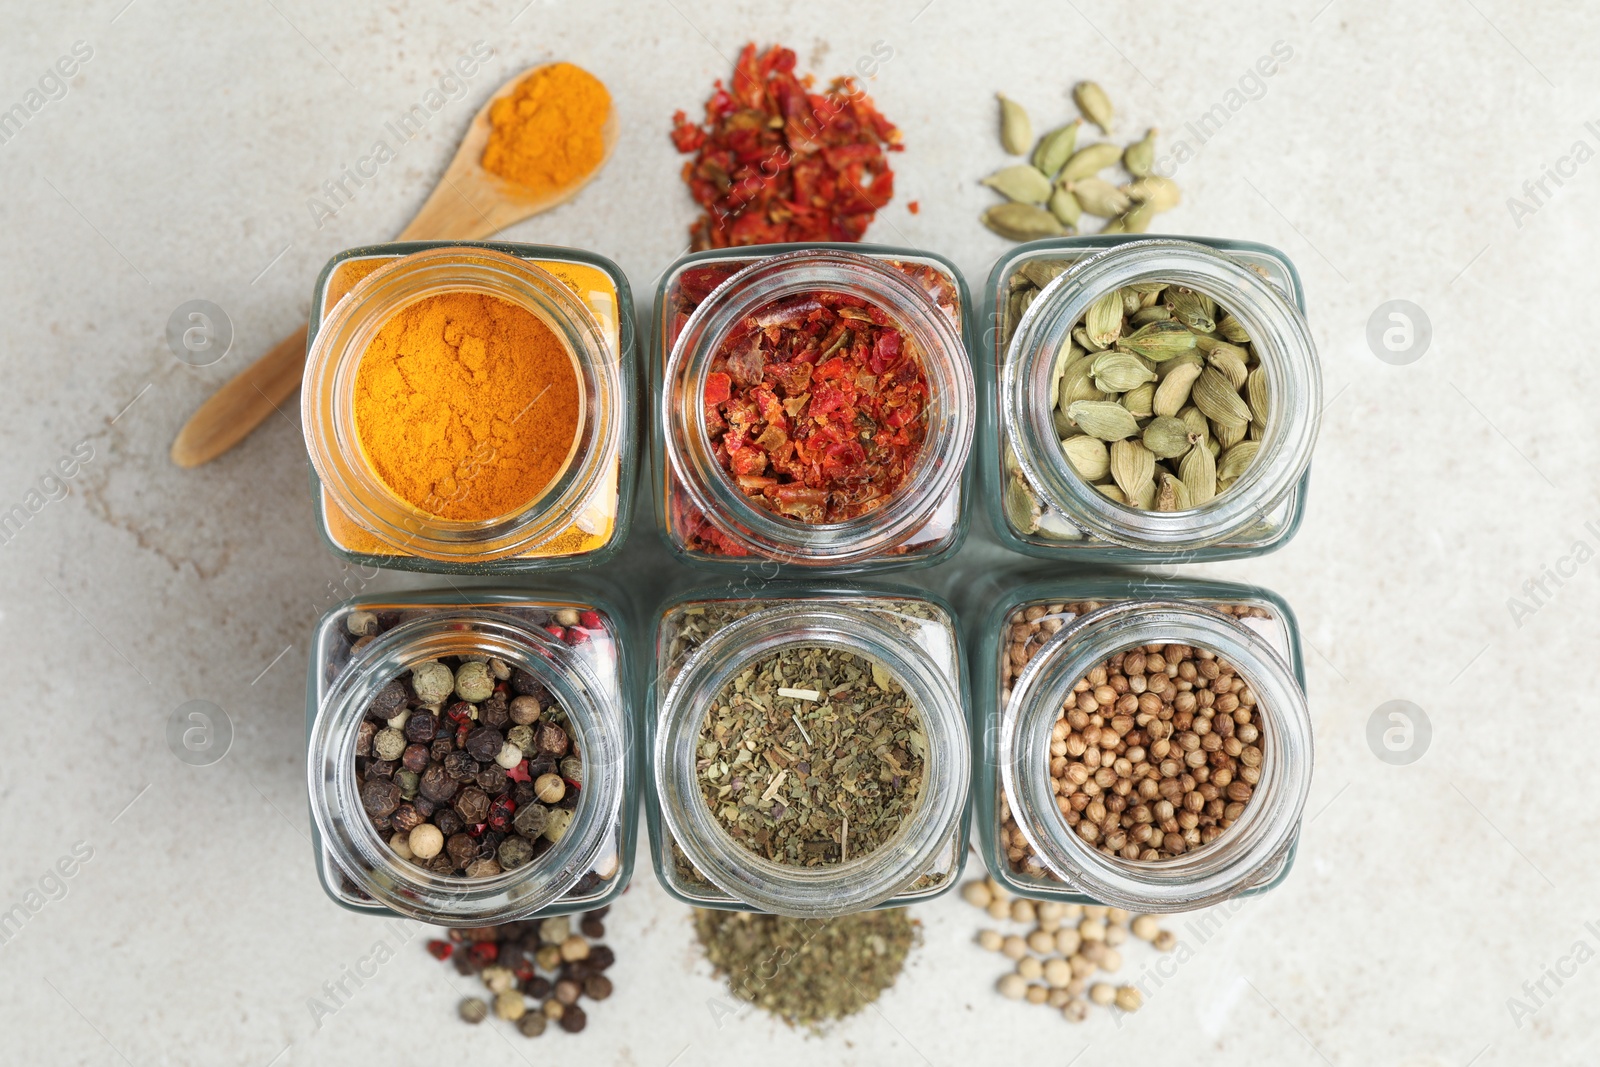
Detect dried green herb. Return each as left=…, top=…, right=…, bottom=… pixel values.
left=697, top=646, right=927, bottom=867
left=694, top=908, right=919, bottom=1031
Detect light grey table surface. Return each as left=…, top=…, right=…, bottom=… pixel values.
left=2, top=1, right=1595, bottom=1063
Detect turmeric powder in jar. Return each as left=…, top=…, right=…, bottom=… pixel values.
left=301, top=243, right=636, bottom=573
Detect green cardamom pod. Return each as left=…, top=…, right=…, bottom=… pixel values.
left=1073, top=81, right=1114, bottom=134
left=1032, top=120, right=1081, bottom=176
left=1124, top=128, right=1158, bottom=178
left=1070, top=177, right=1131, bottom=218
left=1191, top=367, right=1251, bottom=428
left=1127, top=281, right=1169, bottom=297
left=997, top=92, right=1033, bottom=155
left=1142, top=415, right=1196, bottom=459
left=1004, top=473, right=1041, bottom=533
left=1152, top=361, right=1201, bottom=417
left=1118, top=320, right=1197, bottom=361
left=1120, top=382, right=1155, bottom=418
left=981, top=164, right=1054, bottom=204
left=982, top=202, right=1064, bottom=241
left=1218, top=440, right=1261, bottom=484
left=1053, top=407, right=1075, bottom=439
left=1057, top=357, right=1103, bottom=411
left=1206, top=347, right=1250, bottom=390
left=1110, top=439, right=1155, bottom=498
left=1123, top=176, right=1181, bottom=212
left=1119, top=200, right=1154, bottom=233
left=1129, top=305, right=1171, bottom=327
left=1179, top=441, right=1217, bottom=504
left=1073, top=326, right=1104, bottom=353
left=1213, top=415, right=1248, bottom=449
left=1095, top=483, right=1126, bottom=504
left=1085, top=290, right=1126, bottom=348
left=1018, top=259, right=1068, bottom=290
left=1090, top=352, right=1156, bottom=393
left=1059, top=142, right=1124, bottom=183
left=1047, top=184, right=1082, bottom=228
left=1121, top=287, right=1143, bottom=315
left=1132, top=478, right=1156, bottom=510
left=1060, top=435, right=1110, bottom=481
left=1066, top=400, right=1141, bottom=442
left=1098, top=215, right=1126, bottom=235
left=1247, top=367, right=1269, bottom=433
left=1193, top=334, right=1250, bottom=363
left=1178, top=405, right=1210, bottom=444
left=1164, top=288, right=1216, bottom=332
left=1155, top=471, right=1191, bottom=512
left=1048, top=342, right=1082, bottom=408
left=1216, top=313, right=1251, bottom=344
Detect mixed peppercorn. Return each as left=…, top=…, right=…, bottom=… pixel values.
left=433, top=910, right=616, bottom=1036
left=670, top=42, right=901, bottom=250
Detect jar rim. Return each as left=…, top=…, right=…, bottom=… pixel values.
left=307, top=610, right=625, bottom=924
left=1001, top=239, right=1320, bottom=550
left=302, top=246, right=622, bottom=562
left=654, top=602, right=970, bottom=915
left=999, top=600, right=1312, bottom=911
left=662, top=248, right=975, bottom=565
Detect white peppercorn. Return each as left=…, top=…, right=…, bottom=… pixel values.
left=1055, top=928, right=1081, bottom=955
left=1047, top=987, right=1072, bottom=1008
left=481, top=966, right=515, bottom=994
left=409, top=823, right=444, bottom=860
left=1026, top=930, right=1055, bottom=954
left=494, top=991, right=526, bottom=1021
left=978, top=929, right=1004, bottom=952
left=1153, top=929, right=1177, bottom=952
left=346, top=611, right=377, bottom=636
left=494, top=742, right=523, bottom=770
left=1104, top=924, right=1127, bottom=947
left=998, top=974, right=1027, bottom=999
left=1089, top=982, right=1115, bottom=1006
left=986, top=900, right=1010, bottom=922
left=1025, top=984, right=1049, bottom=1005
left=1016, top=956, right=1043, bottom=981
left=1115, top=985, right=1143, bottom=1012
left=389, top=832, right=413, bottom=860
left=1001, top=935, right=1028, bottom=961
left=962, top=881, right=994, bottom=908
left=1010, top=899, right=1037, bottom=924
left=1062, top=999, right=1089, bottom=1022
left=1043, top=957, right=1073, bottom=988
left=1100, top=948, right=1123, bottom=972
left=1131, top=915, right=1160, bottom=941
left=1079, top=918, right=1106, bottom=942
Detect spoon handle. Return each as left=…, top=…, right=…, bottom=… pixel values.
left=169, top=325, right=310, bottom=467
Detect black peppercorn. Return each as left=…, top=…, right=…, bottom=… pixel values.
left=368, top=811, right=392, bottom=833
left=443, top=751, right=480, bottom=781
left=454, top=786, right=490, bottom=824
left=583, top=974, right=613, bottom=1001
left=588, top=906, right=610, bottom=920
left=511, top=780, right=537, bottom=807
left=480, top=693, right=510, bottom=730
left=478, top=830, right=506, bottom=857
left=430, top=737, right=455, bottom=761
left=512, top=802, right=550, bottom=839
left=516, top=1012, right=546, bottom=1038
left=526, top=754, right=558, bottom=780
left=360, top=777, right=401, bottom=816
left=465, top=727, right=505, bottom=763
left=524, top=975, right=552, bottom=999
left=412, top=794, right=437, bottom=818
left=419, top=764, right=458, bottom=803
left=390, top=802, right=423, bottom=832
left=367, top=758, right=397, bottom=779
left=510, top=669, right=548, bottom=700
left=558, top=1003, right=587, bottom=1032
left=405, top=711, right=438, bottom=743
left=587, top=945, right=615, bottom=971
left=369, top=680, right=406, bottom=720
left=446, top=833, right=479, bottom=869
left=434, top=808, right=465, bottom=836
left=580, top=916, right=605, bottom=939
left=534, top=722, right=569, bottom=758
left=476, top=764, right=510, bottom=796
left=401, top=743, right=431, bottom=773
left=553, top=978, right=581, bottom=1006
left=356, top=720, right=376, bottom=757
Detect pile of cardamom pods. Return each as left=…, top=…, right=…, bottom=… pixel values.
left=1006, top=281, right=1266, bottom=529
left=983, top=81, right=1179, bottom=241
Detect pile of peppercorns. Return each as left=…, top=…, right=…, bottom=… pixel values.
left=350, top=611, right=588, bottom=879
left=433, top=910, right=615, bottom=1036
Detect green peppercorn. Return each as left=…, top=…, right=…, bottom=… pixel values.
left=458, top=997, right=488, bottom=1024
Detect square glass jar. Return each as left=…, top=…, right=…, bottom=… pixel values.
left=306, top=587, right=636, bottom=923
left=651, top=243, right=976, bottom=574
left=645, top=581, right=971, bottom=915
left=982, top=235, right=1319, bottom=562
left=970, top=570, right=1310, bottom=912
left=303, top=241, right=636, bottom=574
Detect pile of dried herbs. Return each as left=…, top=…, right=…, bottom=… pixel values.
left=697, top=645, right=927, bottom=866
left=694, top=908, right=919, bottom=1031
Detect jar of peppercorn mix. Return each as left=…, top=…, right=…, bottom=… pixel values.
left=982, top=236, right=1321, bottom=561
left=306, top=588, right=635, bottom=924
left=652, top=244, right=976, bottom=572
left=971, top=572, right=1312, bottom=912
left=646, top=581, right=971, bottom=915
left=301, top=241, right=636, bottom=574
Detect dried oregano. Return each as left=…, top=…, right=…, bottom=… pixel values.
left=697, top=645, right=927, bottom=866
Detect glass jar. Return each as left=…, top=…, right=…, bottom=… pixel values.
left=983, top=236, right=1320, bottom=562
left=306, top=587, right=635, bottom=923
left=652, top=244, right=975, bottom=573
left=972, top=571, right=1311, bottom=912
left=302, top=241, right=635, bottom=573
left=646, top=582, right=970, bottom=915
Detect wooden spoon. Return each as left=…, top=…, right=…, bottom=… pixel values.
left=169, top=63, right=617, bottom=467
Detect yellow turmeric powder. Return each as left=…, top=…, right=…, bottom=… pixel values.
left=481, top=62, right=610, bottom=196
left=353, top=291, right=580, bottom=522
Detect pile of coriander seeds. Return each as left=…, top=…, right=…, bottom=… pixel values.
left=350, top=622, right=585, bottom=879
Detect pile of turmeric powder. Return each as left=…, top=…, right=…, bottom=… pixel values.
left=481, top=62, right=610, bottom=197
left=353, top=291, right=580, bottom=522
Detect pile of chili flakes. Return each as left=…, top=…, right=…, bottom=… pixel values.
left=670, top=43, right=901, bottom=250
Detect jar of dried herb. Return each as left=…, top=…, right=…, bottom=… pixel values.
left=647, top=583, right=971, bottom=915
left=983, top=236, right=1320, bottom=561
left=306, top=586, right=636, bottom=923
left=653, top=246, right=976, bottom=572
left=302, top=242, right=635, bottom=573
left=971, top=571, right=1312, bottom=912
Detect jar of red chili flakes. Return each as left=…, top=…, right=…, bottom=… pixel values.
left=653, top=246, right=975, bottom=571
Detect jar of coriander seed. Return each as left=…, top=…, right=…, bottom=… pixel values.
left=306, top=587, right=635, bottom=923
left=646, top=581, right=971, bottom=915
left=302, top=241, right=635, bottom=574
left=652, top=245, right=976, bottom=573
left=972, top=571, right=1312, bottom=912
left=983, top=236, right=1320, bottom=561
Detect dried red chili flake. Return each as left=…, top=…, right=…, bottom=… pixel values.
left=670, top=43, right=902, bottom=251
left=426, top=939, right=454, bottom=960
